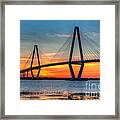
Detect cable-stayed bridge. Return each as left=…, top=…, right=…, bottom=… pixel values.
left=20, top=26, right=100, bottom=80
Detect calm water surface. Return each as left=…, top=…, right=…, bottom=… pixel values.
left=20, top=80, right=100, bottom=93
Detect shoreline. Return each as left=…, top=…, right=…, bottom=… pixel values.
left=20, top=91, right=100, bottom=100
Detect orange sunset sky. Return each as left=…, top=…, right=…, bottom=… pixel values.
left=20, top=57, right=100, bottom=78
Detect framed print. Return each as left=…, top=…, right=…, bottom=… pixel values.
left=0, top=0, right=119, bottom=119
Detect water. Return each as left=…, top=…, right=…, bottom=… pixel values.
left=20, top=80, right=100, bottom=93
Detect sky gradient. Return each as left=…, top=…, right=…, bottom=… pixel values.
left=20, top=20, right=100, bottom=78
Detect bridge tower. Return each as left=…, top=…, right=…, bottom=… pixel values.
left=30, top=45, right=40, bottom=78
left=69, top=26, right=84, bottom=79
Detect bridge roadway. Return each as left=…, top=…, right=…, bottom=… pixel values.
left=20, top=59, right=100, bottom=73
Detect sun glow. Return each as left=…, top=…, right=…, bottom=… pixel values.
left=20, top=57, right=100, bottom=78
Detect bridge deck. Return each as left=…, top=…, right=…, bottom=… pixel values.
left=20, top=59, right=100, bottom=73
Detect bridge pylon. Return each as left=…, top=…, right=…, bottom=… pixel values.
left=30, top=45, right=40, bottom=78
left=69, top=26, right=84, bottom=79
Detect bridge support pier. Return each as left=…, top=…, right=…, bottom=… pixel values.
left=69, top=63, right=75, bottom=79
left=27, top=70, right=29, bottom=78
left=30, top=45, right=41, bottom=79
left=69, top=26, right=84, bottom=80
left=77, top=63, right=84, bottom=78
left=23, top=72, right=25, bottom=77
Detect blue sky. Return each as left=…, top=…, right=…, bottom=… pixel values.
left=20, top=20, right=100, bottom=58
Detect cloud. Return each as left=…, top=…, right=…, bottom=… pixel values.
left=42, top=52, right=56, bottom=57
left=46, top=32, right=99, bottom=39
left=55, top=33, right=72, bottom=38
left=46, top=33, right=73, bottom=38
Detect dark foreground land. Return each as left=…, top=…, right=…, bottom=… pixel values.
left=20, top=91, right=100, bottom=100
